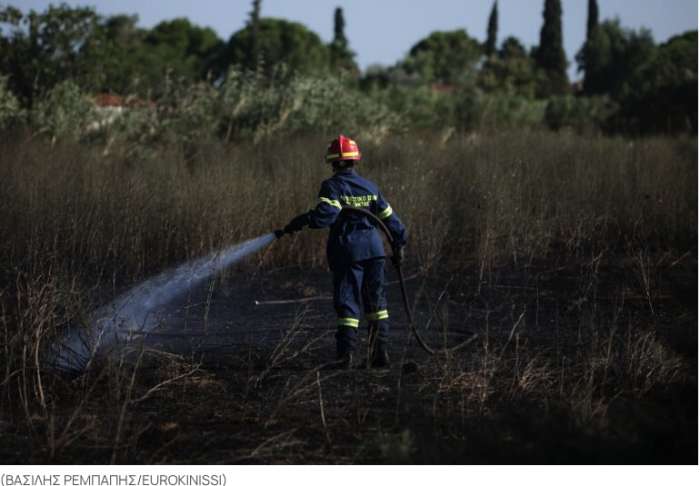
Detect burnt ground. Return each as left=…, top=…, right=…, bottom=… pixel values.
left=2, top=256, right=698, bottom=464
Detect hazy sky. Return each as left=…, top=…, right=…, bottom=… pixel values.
left=10, top=0, right=699, bottom=79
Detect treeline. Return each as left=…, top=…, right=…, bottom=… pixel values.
left=0, top=0, right=697, bottom=137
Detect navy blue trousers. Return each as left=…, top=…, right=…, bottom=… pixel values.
left=333, top=257, right=390, bottom=356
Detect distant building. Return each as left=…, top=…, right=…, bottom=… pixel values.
left=430, top=83, right=456, bottom=94
left=87, top=93, right=155, bottom=132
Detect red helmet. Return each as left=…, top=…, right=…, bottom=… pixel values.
left=325, top=135, right=361, bottom=163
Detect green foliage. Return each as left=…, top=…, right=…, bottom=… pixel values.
left=85, top=77, right=221, bottom=157
left=81, top=16, right=224, bottom=96
left=485, top=1, right=499, bottom=57
left=534, top=0, right=569, bottom=95
left=455, top=90, right=546, bottom=130
left=223, top=18, right=329, bottom=76
left=82, top=14, right=145, bottom=93
left=577, top=0, right=599, bottom=92
left=159, top=81, right=222, bottom=149
left=218, top=68, right=401, bottom=142
left=0, top=5, right=226, bottom=99
left=0, top=4, right=103, bottom=103
left=586, top=0, right=599, bottom=39
left=374, top=84, right=545, bottom=131
left=32, top=80, right=95, bottom=142
left=574, top=20, right=697, bottom=134
left=329, top=7, right=358, bottom=74
left=73, top=68, right=401, bottom=153
left=544, top=96, right=572, bottom=130
left=377, top=85, right=457, bottom=129
left=479, top=37, right=538, bottom=97
left=579, top=20, right=656, bottom=98
left=87, top=17, right=224, bottom=95
left=245, top=0, right=263, bottom=70
left=619, top=31, right=698, bottom=133
left=403, top=30, right=482, bottom=84
left=1, top=3, right=695, bottom=137
left=500, top=36, right=528, bottom=59
left=544, top=95, right=617, bottom=132
left=0, top=75, right=22, bottom=129
left=143, top=19, right=223, bottom=80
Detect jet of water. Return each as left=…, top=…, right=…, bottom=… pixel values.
left=54, top=233, right=277, bottom=372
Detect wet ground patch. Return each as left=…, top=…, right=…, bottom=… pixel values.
left=2, top=255, right=696, bottom=464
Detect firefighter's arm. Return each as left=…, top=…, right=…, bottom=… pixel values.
left=282, top=212, right=311, bottom=234
left=280, top=182, right=340, bottom=235
left=376, top=192, right=407, bottom=248
left=307, top=181, right=342, bottom=229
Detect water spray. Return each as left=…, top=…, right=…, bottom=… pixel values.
left=54, top=209, right=474, bottom=372
left=53, top=233, right=277, bottom=372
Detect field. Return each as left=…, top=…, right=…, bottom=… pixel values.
left=0, top=130, right=697, bottom=464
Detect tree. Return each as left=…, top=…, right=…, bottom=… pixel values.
left=0, top=74, right=21, bottom=128
left=85, top=16, right=223, bottom=95
left=0, top=4, right=103, bottom=104
left=223, top=18, right=329, bottom=76
left=578, top=20, right=655, bottom=98
left=0, top=4, right=228, bottom=100
left=248, top=0, right=262, bottom=66
left=80, top=14, right=145, bottom=93
left=403, top=30, right=482, bottom=84
left=576, top=0, right=600, bottom=93
left=479, top=36, right=537, bottom=97
left=622, top=30, right=697, bottom=133
left=534, top=0, right=568, bottom=95
left=586, top=0, right=599, bottom=39
left=333, top=7, right=347, bottom=49
left=500, top=37, right=528, bottom=60
left=329, top=7, right=358, bottom=74
left=485, top=1, right=498, bottom=57
left=143, top=18, right=223, bottom=80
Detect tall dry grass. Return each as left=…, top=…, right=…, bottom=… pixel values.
left=0, top=129, right=696, bottom=462
left=2, top=130, right=695, bottom=279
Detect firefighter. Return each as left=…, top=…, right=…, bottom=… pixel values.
left=279, top=135, right=407, bottom=369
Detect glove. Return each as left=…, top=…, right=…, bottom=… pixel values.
left=273, top=229, right=285, bottom=239
left=283, top=212, right=310, bottom=235
left=391, top=245, right=405, bottom=267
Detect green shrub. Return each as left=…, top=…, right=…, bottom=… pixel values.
left=0, top=75, right=22, bottom=129
left=31, top=80, right=96, bottom=142
left=545, top=95, right=618, bottom=133
left=219, top=68, right=403, bottom=142
left=156, top=79, right=221, bottom=149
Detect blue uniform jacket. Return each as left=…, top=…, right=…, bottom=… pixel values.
left=306, top=169, right=407, bottom=270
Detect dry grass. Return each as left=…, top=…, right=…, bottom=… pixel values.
left=0, top=129, right=696, bottom=463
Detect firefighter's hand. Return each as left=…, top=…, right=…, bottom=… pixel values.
left=283, top=213, right=309, bottom=235
left=391, top=246, right=405, bottom=267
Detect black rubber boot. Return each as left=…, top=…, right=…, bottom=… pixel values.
left=368, top=321, right=390, bottom=368
left=334, top=326, right=357, bottom=370
left=335, top=351, right=354, bottom=370
left=371, top=348, right=390, bottom=368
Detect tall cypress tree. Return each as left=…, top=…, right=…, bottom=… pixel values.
left=535, top=0, right=568, bottom=94
left=586, top=0, right=599, bottom=39
left=485, top=0, right=498, bottom=57
left=247, top=0, right=262, bottom=67
left=578, top=0, right=599, bottom=93
left=333, top=7, right=348, bottom=49
left=329, top=7, right=356, bottom=73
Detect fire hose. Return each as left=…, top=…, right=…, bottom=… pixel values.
left=279, top=207, right=477, bottom=356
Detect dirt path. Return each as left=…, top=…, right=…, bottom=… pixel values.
left=137, top=264, right=467, bottom=368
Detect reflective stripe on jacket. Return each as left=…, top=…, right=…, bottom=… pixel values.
left=307, top=169, right=407, bottom=269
